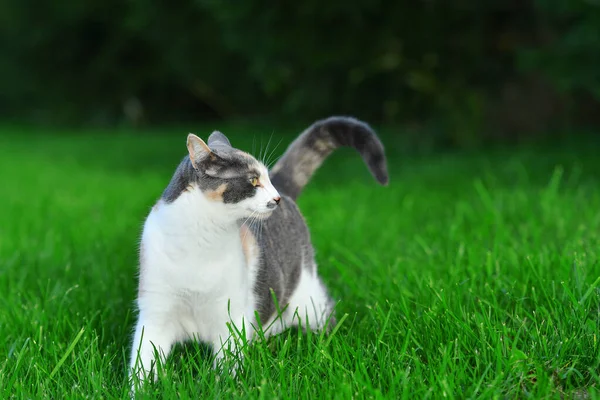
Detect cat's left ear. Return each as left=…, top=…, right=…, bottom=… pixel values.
left=207, top=131, right=231, bottom=149
left=187, top=133, right=213, bottom=169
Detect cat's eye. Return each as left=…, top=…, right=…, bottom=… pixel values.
left=250, top=177, right=259, bottom=186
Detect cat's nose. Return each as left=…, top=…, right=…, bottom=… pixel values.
left=267, top=196, right=281, bottom=209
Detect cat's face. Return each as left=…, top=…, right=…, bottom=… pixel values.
left=187, top=131, right=281, bottom=220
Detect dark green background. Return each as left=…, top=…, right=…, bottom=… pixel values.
left=1, top=0, right=598, bottom=145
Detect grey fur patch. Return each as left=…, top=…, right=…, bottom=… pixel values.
left=249, top=195, right=315, bottom=323
left=162, top=140, right=260, bottom=204
left=207, top=131, right=232, bottom=149
left=221, top=176, right=257, bottom=204
left=162, top=157, right=198, bottom=203
left=270, top=116, right=389, bottom=200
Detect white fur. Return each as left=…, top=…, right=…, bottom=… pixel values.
left=129, top=164, right=333, bottom=389
left=263, top=265, right=333, bottom=337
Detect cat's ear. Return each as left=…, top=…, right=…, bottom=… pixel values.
left=187, top=133, right=212, bottom=169
left=207, top=131, right=231, bottom=149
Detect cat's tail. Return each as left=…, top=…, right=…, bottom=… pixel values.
left=269, top=116, right=389, bottom=200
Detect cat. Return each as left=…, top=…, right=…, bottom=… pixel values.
left=129, top=116, right=388, bottom=387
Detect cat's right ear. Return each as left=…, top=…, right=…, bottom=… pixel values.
left=187, top=133, right=213, bottom=169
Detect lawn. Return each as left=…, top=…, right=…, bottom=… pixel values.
left=0, top=124, right=599, bottom=399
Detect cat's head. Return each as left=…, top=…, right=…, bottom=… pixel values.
left=186, top=131, right=281, bottom=220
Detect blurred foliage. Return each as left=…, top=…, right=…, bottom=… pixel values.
left=518, top=0, right=600, bottom=119
left=519, top=0, right=600, bottom=97
left=0, top=0, right=598, bottom=136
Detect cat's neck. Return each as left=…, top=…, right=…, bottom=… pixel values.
left=155, top=187, right=241, bottom=250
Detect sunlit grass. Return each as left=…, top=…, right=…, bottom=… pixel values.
left=0, top=126, right=599, bottom=398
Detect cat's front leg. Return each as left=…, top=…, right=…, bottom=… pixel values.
left=211, top=315, right=253, bottom=376
left=129, top=317, right=178, bottom=391
left=212, top=338, right=241, bottom=376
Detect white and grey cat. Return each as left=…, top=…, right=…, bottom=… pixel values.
left=129, top=116, right=388, bottom=386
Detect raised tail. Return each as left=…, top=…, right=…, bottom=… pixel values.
left=269, top=116, right=389, bottom=200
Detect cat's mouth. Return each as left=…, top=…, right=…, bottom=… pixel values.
left=255, top=210, right=275, bottom=220
left=246, top=208, right=275, bottom=220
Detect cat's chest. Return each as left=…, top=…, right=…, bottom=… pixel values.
left=142, top=207, right=254, bottom=294
left=167, top=242, right=247, bottom=290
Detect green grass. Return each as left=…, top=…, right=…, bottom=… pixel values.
left=1, top=125, right=599, bottom=399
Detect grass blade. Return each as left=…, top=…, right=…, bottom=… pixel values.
left=49, top=327, right=85, bottom=379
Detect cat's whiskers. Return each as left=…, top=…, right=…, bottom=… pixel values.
left=241, top=210, right=257, bottom=228
left=241, top=210, right=259, bottom=243
left=266, top=153, right=282, bottom=170
left=255, top=213, right=264, bottom=240
left=261, top=130, right=275, bottom=165
left=258, top=134, right=265, bottom=165
left=257, top=212, right=264, bottom=243
left=264, top=138, right=283, bottom=169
